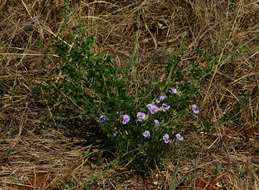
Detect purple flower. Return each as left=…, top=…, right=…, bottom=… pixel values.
left=98, top=115, right=108, bottom=123
left=191, top=104, right=199, bottom=114
left=169, top=87, right=177, bottom=94
left=137, top=112, right=147, bottom=122
left=175, top=133, right=184, bottom=141
left=162, top=133, right=170, bottom=144
left=143, top=130, right=151, bottom=139
left=121, top=114, right=130, bottom=125
left=146, top=103, right=160, bottom=114
left=162, top=103, right=170, bottom=112
left=154, top=119, right=160, bottom=126
left=155, top=95, right=166, bottom=104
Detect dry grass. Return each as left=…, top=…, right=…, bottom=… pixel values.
left=0, top=0, right=258, bottom=189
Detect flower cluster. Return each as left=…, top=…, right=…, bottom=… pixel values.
left=98, top=86, right=200, bottom=145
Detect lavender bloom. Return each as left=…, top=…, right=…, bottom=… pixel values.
left=146, top=103, right=160, bottom=114
left=155, top=95, right=166, bottom=104
left=121, top=114, right=130, bottom=125
left=175, top=133, right=184, bottom=141
left=162, top=133, right=170, bottom=144
left=98, top=115, right=108, bottom=123
left=154, top=119, right=160, bottom=126
left=143, top=130, right=151, bottom=139
left=162, top=103, right=170, bottom=112
left=137, top=112, right=147, bottom=122
left=191, top=104, right=199, bottom=114
left=169, top=87, right=177, bottom=94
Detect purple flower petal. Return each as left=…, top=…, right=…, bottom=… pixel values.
left=175, top=133, right=184, bottom=141
left=169, top=87, right=177, bottom=94
left=163, top=133, right=170, bottom=144
left=121, top=114, right=130, bottom=125
left=98, top=115, right=108, bottom=123
left=146, top=103, right=160, bottom=114
left=162, top=103, right=170, bottom=112
left=192, top=104, right=199, bottom=114
left=143, top=130, right=151, bottom=138
left=155, top=95, right=166, bottom=104
left=137, top=112, right=147, bottom=122
left=154, top=119, right=160, bottom=126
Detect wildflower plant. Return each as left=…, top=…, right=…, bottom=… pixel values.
left=43, top=25, right=205, bottom=169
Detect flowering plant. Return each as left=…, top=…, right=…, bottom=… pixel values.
left=97, top=87, right=200, bottom=167
left=46, top=33, right=203, bottom=169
